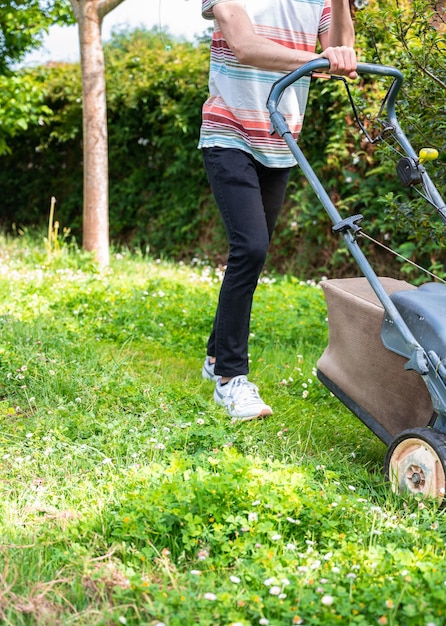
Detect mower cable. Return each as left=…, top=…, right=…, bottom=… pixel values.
left=358, top=230, right=446, bottom=284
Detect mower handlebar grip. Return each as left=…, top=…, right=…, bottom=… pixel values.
left=266, top=59, right=404, bottom=118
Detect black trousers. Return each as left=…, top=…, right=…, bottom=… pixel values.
left=203, top=147, right=291, bottom=378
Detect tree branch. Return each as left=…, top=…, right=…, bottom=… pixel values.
left=395, top=0, right=446, bottom=91
left=98, top=0, right=126, bottom=20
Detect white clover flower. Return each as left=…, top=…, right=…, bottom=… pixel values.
left=118, top=618, right=127, bottom=625
left=203, top=592, right=217, bottom=601
left=248, top=512, right=258, bottom=522
left=197, top=549, right=209, bottom=560
left=286, top=543, right=297, bottom=550
left=196, top=418, right=205, bottom=425
left=269, top=586, right=281, bottom=596
left=281, top=578, right=290, bottom=586
left=278, top=593, right=287, bottom=599
left=264, top=577, right=275, bottom=586
left=190, top=570, right=201, bottom=575
left=259, top=619, right=269, bottom=625
left=252, top=500, right=261, bottom=506
left=271, top=534, right=282, bottom=541
left=348, top=485, right=356, bottom=491
left=230, top=575, right=241, bottom=584
left=321, top=595, right=334, bottom=606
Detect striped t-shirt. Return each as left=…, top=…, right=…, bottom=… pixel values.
left=198, top=0, right=331, bottom=167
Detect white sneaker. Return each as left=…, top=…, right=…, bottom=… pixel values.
left=214, top=375, right=273, bottom=421
left=202, top=356, right=220, bottom=382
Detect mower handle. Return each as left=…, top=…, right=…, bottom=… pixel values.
left=267, top=59, right=404, bottom=145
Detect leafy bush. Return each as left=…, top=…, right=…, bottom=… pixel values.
left=0, top=29, right=218, bottom=254
left=272, top=0, right=446, bottom=279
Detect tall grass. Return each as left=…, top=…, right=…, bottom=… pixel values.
left=0, top=234, right=445, bottom=626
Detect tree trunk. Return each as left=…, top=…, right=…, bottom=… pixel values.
left=70, top=0, right=125, bottom=268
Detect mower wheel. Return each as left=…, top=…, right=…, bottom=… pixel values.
left=385, top=427, right=446, bottom=504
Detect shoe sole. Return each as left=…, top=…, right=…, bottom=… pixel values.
left=214, top=384, right=273, bottom=421
left=232, top=408, right=273, bottom=422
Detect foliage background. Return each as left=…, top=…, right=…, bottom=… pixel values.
left=0, top=0, right=444, bottom=279
left=0, top=0, right=73, bottom=152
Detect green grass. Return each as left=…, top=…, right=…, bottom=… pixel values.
left=0, top=234, right=445, bottom=626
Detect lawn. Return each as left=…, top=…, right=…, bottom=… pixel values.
left=0, top=235, right=445, bottom=626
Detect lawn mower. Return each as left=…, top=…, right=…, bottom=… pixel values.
left=267, top=59, right=446, bottom=503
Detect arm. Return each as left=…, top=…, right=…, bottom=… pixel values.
left=319, top=0, right=357, bottom=77
left=213, top=2, right=322, bottom=72
left=213, top=1, right=357, bottom=77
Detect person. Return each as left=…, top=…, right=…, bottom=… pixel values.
left=199, top=0, right=357, bottom=421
